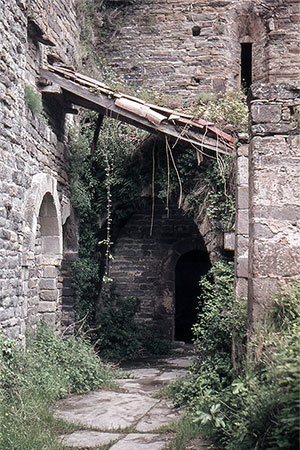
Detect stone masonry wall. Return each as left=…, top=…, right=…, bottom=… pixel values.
left=0, top=0, right=80, bottom=342
left=109, top=200, right=218, bottom=339
left=235, top=142, right=249, bottom=299
left=103, top=0, right=300, bottom=103
left=248, top=83, right=300, bottom=323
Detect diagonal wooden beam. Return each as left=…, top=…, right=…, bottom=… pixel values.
left=91, top=114, right=104, bottom=154
left=39, top=68, right=233, bottom=155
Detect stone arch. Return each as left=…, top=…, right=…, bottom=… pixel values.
left=22, top=173, right=63, bottom=327
left=109, top=200, right=216, bottom=340
left=159, top=235, right=210, bottom=341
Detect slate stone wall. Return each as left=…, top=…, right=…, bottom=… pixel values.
left=102, top=0, right=300, bottom=103
left=0, top=0, right=80, bottom=343
left=108, top=200, right=218, bottom=339
left=248, top=83, right=300, bottom=322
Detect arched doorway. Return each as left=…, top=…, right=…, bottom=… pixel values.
left=175, top=249, right=210, bottom=342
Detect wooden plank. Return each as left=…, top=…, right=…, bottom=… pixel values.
left=91, top=114, right=104, bottom=154
left=40, top=69, right=233, bottom=155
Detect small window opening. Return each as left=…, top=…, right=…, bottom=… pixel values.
left=241, top=43, right=252, bottom=91
left=192, top=25, right=201, bottom=36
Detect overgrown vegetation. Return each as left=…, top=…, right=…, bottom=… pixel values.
left=193, top=89, right=249, bottom=133
left=0, top=323, right=118, bottom=450
left=69, top=114, right=235, bottom=349
left=96, top=284, right=172, bottom=359
left=168, top=267, right=300, bottom=450
left=24, top=85, right=43, bottom=116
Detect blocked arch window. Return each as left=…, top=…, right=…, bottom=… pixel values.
left=37, top=192, right=60, bottom=322
left=39, top=192, right=60, bottom=255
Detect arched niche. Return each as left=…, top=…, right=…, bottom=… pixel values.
left=22, top=173, right=63, bottom=327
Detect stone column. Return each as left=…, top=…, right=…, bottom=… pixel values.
left=248, top=83, right=300, bottom=323
left=235, top=142, right=249, bottom=299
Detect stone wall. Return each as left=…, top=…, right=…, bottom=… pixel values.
left=0, top=0, right=80, bottom=342
left=109, top=200, right=216, bottom=339
left=103, top=0, right=300, bottom=103
left=235, top=142, right=249, bottom=299
left=248, top=83, right=300, bottom=322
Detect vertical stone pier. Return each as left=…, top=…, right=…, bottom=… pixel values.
left=248, top=83, right=300, bottom=323
left=235, top=143, right=249, bottom=299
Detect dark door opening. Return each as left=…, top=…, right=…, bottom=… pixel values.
left=175, top=250, right=210, bottom=343
left=241, top=43, right=252, bottom=91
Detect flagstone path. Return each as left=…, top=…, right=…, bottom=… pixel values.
left=55, top=348, right=209, bottom=449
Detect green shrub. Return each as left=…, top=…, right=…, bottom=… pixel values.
left=24, top=85, right=43, bottom=115
left=192, top=260, right=246, bottom=373
left=96, top=285, right=142, bottom=359
left=0, top=324, right=117, bottom=450
left=171, top=282, right=300, bottom=450
left=95, top=283, right=172, bottom=360
left=140, top=329, right=172, bottom=356
left=194, top=89, right=248, bottom=133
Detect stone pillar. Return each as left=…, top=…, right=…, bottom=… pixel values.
left=248, top=83, right=300, bottom=323
left=235, top=142, right=249, bottom=299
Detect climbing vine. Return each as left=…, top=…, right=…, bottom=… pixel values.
left=69, top=111, right=236, bottom=330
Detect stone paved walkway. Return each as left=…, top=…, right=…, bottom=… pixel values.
left=55, top=349, right=209, bottom=449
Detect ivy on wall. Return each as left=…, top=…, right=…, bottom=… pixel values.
left=68, top=110, right=236, bottom=329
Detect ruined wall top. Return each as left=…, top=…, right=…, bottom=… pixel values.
left=101, top=0, right=300, bottom=103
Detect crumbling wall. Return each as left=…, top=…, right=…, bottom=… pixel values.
left=102, top=0, right=300, bottom=103
left=0, top=0, right=80, bottom=342
left=248, top=83, right=300, bottom=322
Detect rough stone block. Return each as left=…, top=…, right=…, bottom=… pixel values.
left=252, top=239, right=300, bottom=277
left=237, top=186, right=249, bottom=209
left=236, top=257, right=248, bottom=278
left=251, top=103, right=281, bottom=124
left=38, top=301, right=56, bottom=313
left=39, top=312, right=56, bottom=324
left=235, top=235, right=249, bottom=258
left=236, top=210, right=249, bottom=235
left=43, top=266, right=58, bottom=278
left=40, top=290, right=58, bottom=301
left=235, top=278, right=248, bottom=299
left=236, top=155, right=249, bottom=186
left=39, top=278, right=57, bottom=290
left=224, top=232, right=235, bottom=251
left=250, top=83, right=300, bottom=101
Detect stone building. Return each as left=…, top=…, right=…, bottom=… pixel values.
left=0, top=0, right=299, bottom=343
left=0, top=0, right=80, bottom=342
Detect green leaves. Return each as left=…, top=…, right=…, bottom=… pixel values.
left=0, top=324, right=118, bottom=450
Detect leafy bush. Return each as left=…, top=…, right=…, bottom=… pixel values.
left=192, top=260, right=246, bottom=374
left=194, top=89, right=248, bottom=133
left=24, top=85, right=43, bottom=116
left=96, top=284, right=172, bottom=359
left=0, top=324, right=117, bottom=450
left=170, top=281, right=300, bottom=450
left=96, top=285, right=142, bottom=359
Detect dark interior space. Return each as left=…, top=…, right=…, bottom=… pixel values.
left=175, top=249, right=211, bottom=343
left=241, top=43, right=252, bottom=90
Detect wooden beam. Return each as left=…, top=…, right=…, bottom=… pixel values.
left=39, top=68, right=233, bottom=155
left=91, top=114, right=104, bottom=154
